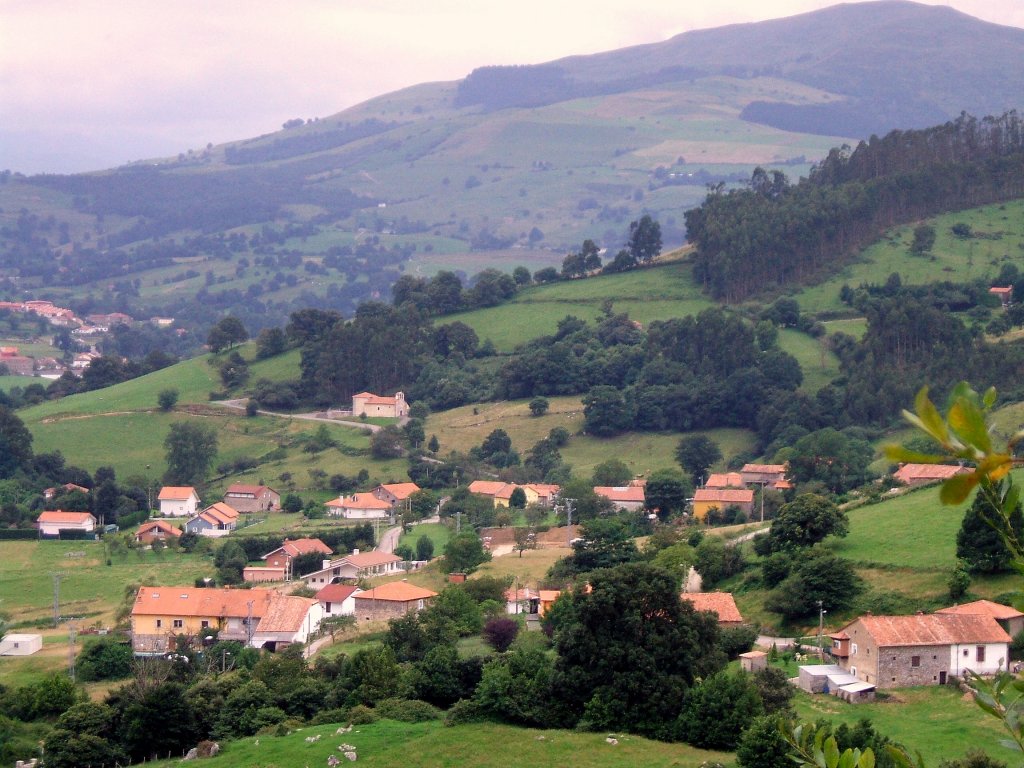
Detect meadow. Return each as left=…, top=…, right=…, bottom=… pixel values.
left=146, top=719, right=734, bottom=768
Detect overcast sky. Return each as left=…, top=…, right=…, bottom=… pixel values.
left=3, top=0, right=1023, bottom=175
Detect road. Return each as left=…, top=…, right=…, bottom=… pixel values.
left=213, top=399, right=384, bottom=432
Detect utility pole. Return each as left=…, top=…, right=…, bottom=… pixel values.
left=563, top=498, right=575, bottom=547
left=246, top=600, right=255, bottom=646
left=456, top=506, right=461, bottom=534
left=68, top=623, right=77, bottom=681
left=817, top=600, right=826, bottom=660
left=50, top=572, right=64, bottom=627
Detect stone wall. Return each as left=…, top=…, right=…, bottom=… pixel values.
left=875, top=644, right=948, bottom=688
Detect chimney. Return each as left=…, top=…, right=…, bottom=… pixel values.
left=352, top=548, right=360, bottom=556
left=322, top=559, right=331, bottom=570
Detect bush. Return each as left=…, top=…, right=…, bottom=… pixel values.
left=346, top=704, right=379, bottom=724
left=482, top=617, right=520, bottom=652
left=444, top=698, right=488, bottom=726
left=76, top=637, right=133, bottom=682
left=374, top=698, right=443, bottom=723
left=157, top=389, right=179, bottom=411
left=310, top=707, right=350, bottom=725
left=718, top=625, right=757, bottom=660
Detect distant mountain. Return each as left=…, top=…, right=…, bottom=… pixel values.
left=1, top=0, right=1022, bottom=334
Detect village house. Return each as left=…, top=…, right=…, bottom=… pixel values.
left=739, top=463, right=788, bottom=487
left=351, top=391, right=409, bottom=419
left=184, top=503, right=240, bottom=536
left=0, top=347, right=34, bottom=376
left=681, top=591, right=744, bottom=627
left=691, top=488, right=755, bottom=522
left=830, top=613, right=1011, bottom=688
left=593, top=485, right=646, bottom=511
left=353, top=581, right=437, bottom=621
left=36, top=510, right=96, bottom=537
left=372, top=482, right=422, bottom=512
left=325, top=492, right=393, bottom=520
left=223, top=484, right=280, bottom=513
left=301, top=550, right=404, bottom=587
left=936, top=599, right=1024, bottom=638
left=134, top=519, right=182, bottom=545
left=704, top=472, right=746, bottom=489
left=990, top=285, right=1013, bottom=308
left=538, top=590, right=561, bottom=616
left=892, top=463, right=970, bottom=487
left=158, top=486, right=201, bottom=517
left=505, top=586, right=540, bottom=615
left=317, top=583, right=361, bottom=617
left=130, top=586, right=322, bottom=653
left=262, top=538, right=333, bottom=576
left=43, top=483, right=89, bottom=501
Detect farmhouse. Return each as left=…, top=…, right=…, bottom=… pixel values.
left=301, top=550, right=404, bottom=586
left=373, top=482, right=422, bottom=511
left=353, top=581, right=437, bottom=621
left=325, top=492, right=393, bottom=520
left=739, top=463, right=788, bottom=487
left=681, top=591, right=744, bottom=627
left=130, top=586, right=322, bottom=653
left=593, top=485, right=646, bottom=511
left=0, top=347, right=34, bottom=376
left=892, top=463, right=969, bottom=487
left=351, top=391, right=409, bottom=418
left=317, top=583, right=361, bottom=617
left=691, top=488, right=755, bottom=522
left=43, top=483, right=89, bottom=501
left=990, top=285, right=1013, bottom=307
left=704, top=472, right=745, bottom=489
left=936, top=599, right=1024, bottom=638
left=157, top=486, right=201, bottom=517
left=184, top=503, right=240, bottom=536
left=134, top=519, right=182, bottom=545
left=263, top=538, right=333, bottom=574
left=223, top=484, right=280, bottom=513
left=830, top=613, right=1010, bottom=688
left=36, top=510, right=96, bottom=537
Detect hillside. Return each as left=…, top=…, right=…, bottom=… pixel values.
left=3, top=2, right=1023, bottom=332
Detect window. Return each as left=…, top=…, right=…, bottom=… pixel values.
left=977, top=646, right=986, bottom=663
left=911, top=656, right=921, bottom=667
left=156, top=619, right=162, bottom=628
left=201, top=620, right=209, bottom=629
left=964, top=648, right=969, bottom=657
left=173, top=619, right=183, bottom=629
left=851, top=643, right=858, bottom=655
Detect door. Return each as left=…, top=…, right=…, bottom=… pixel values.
left=939, top=671, right=947, bottom=685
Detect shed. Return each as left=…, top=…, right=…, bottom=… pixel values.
left=739, top=650, right=768, bottom=673
left=797, top=664, right=847, bottom=693
left=0, top=633, right=42, bottom=656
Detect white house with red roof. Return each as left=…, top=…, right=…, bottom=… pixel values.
left=936, top=599, right=1024, bottom=638
left=262, top=538, right=333, bottom=573
left=301, top=550, right=404, bottom=586
left=158, top=486, right=200, bottom=517
left=325, top=492, right=393, bottom=520
left=36, top=510, right=97, bottom=536
left=373, top=482, right=421, bottom=511
left=316, top=583, right=362, bottom=617
left=351, top=391, right=409, bottom=418
left=593, top=485, right=646, bottom=511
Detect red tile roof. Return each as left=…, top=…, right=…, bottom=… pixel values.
left=343, top=551, right=402, bottom=568
left=132, top=586, right=275, bottom=618
left=353, top=392, right=399, bottom=405
left=377, top=482, right=420, bottom=500
left=682, top=591, right=744, bottom=623
left=316, top=584, right=360, bottom=603
left=705, top=472, right=745, bottom=488
left=255, top=595, right=317, bottom=633
left=200, top=502, right=240, bottom=525
left=136, top=520, right=182, bottom=537
left=893, top=463, right=968, bottom=484
left=936, top=599, right=1024, bottom=622
left=354, top=581, right=437, bottom=602
left=846, top=613, right=1011, bottom=646
left=468, top=480, right=508, bottom=496
left=280, top=538, right=332, bottom=557
left=694, top=488, right=754, bottom=504
left=326, top=493, right=392, bottom=511
left=225, top=484, right=276, bottom=497
left=37, top=510, right=96, bottom=525
left=158, top=486, right=198, bottom=500
left=594, top=486, right=646, bottom=503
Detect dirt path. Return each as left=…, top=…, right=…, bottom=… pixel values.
left=213, top=399, right=383, bottom=432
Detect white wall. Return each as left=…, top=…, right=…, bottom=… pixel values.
left=949, top=642, right=1009, bottom=676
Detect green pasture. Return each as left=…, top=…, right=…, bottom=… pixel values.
left=147, top=719, right=733, bottom=768
left=0, top=540, right=213, bottom=629
left=398, top=523, right=450, bottom=555
left=776, top=328, right=839, bottom=394
left=792, top=199, right=1024, bottom=315
left=793, top=685, right=1015, bottom=766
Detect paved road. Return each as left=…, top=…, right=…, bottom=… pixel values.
left=214, top=399, right=384, bottom=432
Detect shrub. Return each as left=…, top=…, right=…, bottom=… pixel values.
left=444, top=698, right=487, bottom=726
left=483, top=617, right=520, bottom=652
left=346, top=705, right=379, bottom=724
left=375, top=698, right=442, bottom=723
left=310, top=707, right=350, bottom=725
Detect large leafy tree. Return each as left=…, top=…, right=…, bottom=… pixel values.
left=0, top=406, right=33, bottom=477
left=675, top=434, right=722, bottom=486
left=207, top=316, right=248, bottom=353
left=644, top=468, right=692, bottom=519
left=163, top=422, right=218, bottom=486
left=768, top=494, right=849, bottom=552
left=442, top=532, right=491, bottom=574
left=787, top=428, right=874, bottom=493
left=552, top=562, right=723, bottom=738
left=627, top=215, right=662, bottom=264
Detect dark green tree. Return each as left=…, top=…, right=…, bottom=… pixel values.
left=768, top=494, right=850, bottom=552
left=255, top=327, right=288, bottom=359
left=910, top=224, right=937, bottom=255
left=427, top=434, right=440, bottom=454
left=736, top=714, right=793, bottom=768
left=157, top=388, right=179, bottom=411
left=443, top=532, right=491, bottom=574
left=528, top=396, right=549, bottom=417
left=644, top=468, right=692, bottom=519
left=416, top=534, right=435, bottom=561
left=591, top=458, right=632, bottom=487
left=957, top=485, right=1024, bottom=573
left=163, top=422, right=218, bottom=485
left=765, top=547, right=863, bottom=619
left=207, top=316, right=248, bottom=353
left=552, top=562, right=723, bottom=738
left=675, top=434, right=722, bottom=486
left=678, top=670, right=763, bottom=749
left=509, top=487, right=527, bottom=508
left=627, top=215, right=662, bottom=264
left=0, top=406, right=33, bottom=477
left=582, top=385, right=634, bottom=437
left=788, top=428, right=874, bottom=493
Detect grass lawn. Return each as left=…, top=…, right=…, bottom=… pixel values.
left=474, top=547, right=568, bottom=586
left=147, top=719, right=734, bottom=768
left=793, top=685, right=1015, bottom=766
left=399, top=523, right=451, bottom=556
left=777, top=328, right=839, bottom=394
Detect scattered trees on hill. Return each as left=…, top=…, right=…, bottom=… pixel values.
left=207, top=315, right=248, bottom=353
left=164, top=422, right=218, bottom=486
left=675, top=435, right=722, bottom=486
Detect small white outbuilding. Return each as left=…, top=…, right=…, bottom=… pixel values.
left=0, top=634, right=43, bottom=656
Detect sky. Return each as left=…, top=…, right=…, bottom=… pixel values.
left=3, top=0, right=1024, bottom=175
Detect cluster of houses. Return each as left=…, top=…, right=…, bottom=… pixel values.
left=155, top=484, right=280, bottom=537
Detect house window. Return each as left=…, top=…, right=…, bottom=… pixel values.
left=977, top=646, right=986, bottom=663
left=964, top=648, right=969, bottom=657
left=201, top=620, right=210, bottom=629
left=851, top=643, right=858, bottom=654
left=911, top=656, right=921, bottom=667
left=173, top=619, right=183, bottom=629
left=156, top=619, right=162, bottom=628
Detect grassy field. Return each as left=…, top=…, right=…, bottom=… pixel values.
left=424, top=396, right=756, bottom=478
left=147, top=719, right=733, bottom=768
left=777, top=328, right=839, bottom=394
left=793, top=685, right=1015, bottom=766
left=398, top=523, right=450, bottom=555
left=791, top=199, right=1024, bottom=315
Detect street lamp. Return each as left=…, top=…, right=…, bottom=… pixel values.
left=817, top=601, right=827, bottom=659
